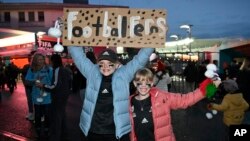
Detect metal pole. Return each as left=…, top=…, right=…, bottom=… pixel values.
left=188, top=25, right=192, bottom=60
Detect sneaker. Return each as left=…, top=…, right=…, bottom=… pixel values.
left=26, top=113, right=34, bottom=121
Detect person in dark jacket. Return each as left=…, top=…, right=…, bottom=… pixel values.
left=236, top=57, right=250, bottom=125
left=36, top=54, right=72, bottom=141
left=196, top=59, right=210, bottom=85
left=21, top=55, right=34, bottom=121
left=184, top=61, right=198, bottom=92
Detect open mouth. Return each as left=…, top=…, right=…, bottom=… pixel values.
left=102, top=69, right=111, bottom=73
left=138, top=87, right=149, bottom=93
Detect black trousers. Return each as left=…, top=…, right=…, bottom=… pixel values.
left=34, top=104, right=51, bottom=135
left=87, top=132, right=130, bottom=141
left=49, top=98, right=68, bottom=141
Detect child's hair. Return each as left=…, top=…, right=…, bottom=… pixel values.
left=134, top=68, right=154, bottom=82
left=31, top=53, right=46, bottom=72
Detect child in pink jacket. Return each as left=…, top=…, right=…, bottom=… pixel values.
left=129, top=68, right=219, bottom=141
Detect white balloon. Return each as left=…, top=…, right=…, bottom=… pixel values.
left=205, top=70, right=214, bottom=78
left=206, top=112, right=213, bottom=119
left=206, top=64, right=217, bottom=71
left=42, top=92, right=47, bottom=97
left=149, top=53, right=157, bottom=61
left=48, top=27, right=62, bottom=38
left=212, top=110, right=218, bottom=115
left=36, top=97, right=43, bottom=103
left=54, top=43, right=64, bottom=52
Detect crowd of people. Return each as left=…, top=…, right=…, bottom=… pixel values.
left=1, top=48, right=249, bottom=141
left=0, top=60, right=19, bottom=94
left=22, top=52, right=74, bottom=141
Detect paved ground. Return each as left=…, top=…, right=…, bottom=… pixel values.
left=0, top=81, right=227, bottom=141
left=0, top=81, right=83, bottom=141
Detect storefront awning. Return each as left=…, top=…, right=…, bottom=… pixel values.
left=0, top=28, right=35, bottom=58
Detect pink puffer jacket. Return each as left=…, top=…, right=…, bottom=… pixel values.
left=129, top=87, right=204, bottom=141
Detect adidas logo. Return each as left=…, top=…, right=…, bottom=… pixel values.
left=102, top=89, right=109, bottom=94
left=102, top=51, right=110, bottom=56
left=149, top=107, right=152, bottom=112
left=141, top=118, right=148, bottom=124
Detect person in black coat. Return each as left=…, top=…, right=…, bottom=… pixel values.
left=236, top=57, right=250, bottom=125
left=184, top=61, right=198, bottom=92
left=36, top=54, right=72, bottom=141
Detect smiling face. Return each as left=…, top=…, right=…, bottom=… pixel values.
left=133, top=68, right=154, bottom=96
left=134, top=80, right=153, bottom=96
left=98, top=60, right=118, bottom=76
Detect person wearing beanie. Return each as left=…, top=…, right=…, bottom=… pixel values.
left=209, top=79, right=249, bottom=140
left=68, top=46, right=154, bottom=141
left=209, top=79, right=249, bottom=126
left=151, top=59, right=171, bottom=92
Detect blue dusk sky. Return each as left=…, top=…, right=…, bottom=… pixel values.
left=3, top=0, right=250, bottom=39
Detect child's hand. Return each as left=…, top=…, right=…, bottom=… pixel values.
left=213, top=79, right=221, bottom=88
left=35, top=81, right=44, bottom=88
left=199, top=78, right=217, bottom=99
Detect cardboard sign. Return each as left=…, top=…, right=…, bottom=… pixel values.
left=63, top=8, right=167, bottom=48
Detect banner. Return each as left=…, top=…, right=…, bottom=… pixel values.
left=63, top=8, right=167, bottom=48
left=38, top=37, right=68, bottom=57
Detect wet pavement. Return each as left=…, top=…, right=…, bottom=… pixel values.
left=0, top=81, right=84, bottom=141
left=0, top=81, right=227, bottom=141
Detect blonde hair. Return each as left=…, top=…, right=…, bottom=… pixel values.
left=134, top=68, right=154, bottom=82
left=30, top=53, right=46, bottom=72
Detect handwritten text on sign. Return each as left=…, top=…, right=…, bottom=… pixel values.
left=63, top=8, right=167, bottom=48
